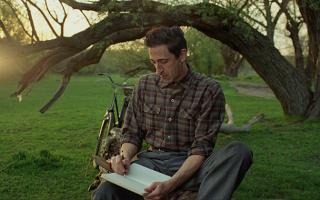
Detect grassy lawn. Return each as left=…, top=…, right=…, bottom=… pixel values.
left=0, top=74, right=319, bottom=200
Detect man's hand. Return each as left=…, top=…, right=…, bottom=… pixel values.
left=143, top=181, right=173, bottom=200
left=110, top=155, right=130, bottom=175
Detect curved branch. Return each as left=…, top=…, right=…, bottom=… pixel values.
left=39, top=74, right=70, bottom=113
left=59, top=0, right=107, bottom=11
left=4, top=11, right=171, bottom=56
left=12, top=47, right=80, bottom=96
left=39, top=27, right=150, bottom=112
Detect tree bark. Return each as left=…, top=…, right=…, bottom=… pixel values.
left=189, top=5, right=310, bottom=116
left=297, top=0, right=320, bottom=119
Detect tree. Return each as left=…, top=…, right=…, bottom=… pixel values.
left=0, top=0, right=33, bottom=43
left=241, top=0, right=290, bottom=44
left=220, top=45, right=244, bottom=77
left=296, top=0, right=320, bottom=118
left=0, top=0, right=319, bottom=119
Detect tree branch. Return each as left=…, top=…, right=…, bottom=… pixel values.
left=60, top=0, right=165, bottom=13
left=250, top=0, right=267, bottom=18
left=59, top=0, right=68, bottom=37
left=241, top=12, right=267, bottom=28
left=45, top=0, right=68, bottom=37
left=26, top=0, right=59, bottom=38
left=59, top=0, right=107, bottom=11
left=4, top=11, right=172, bottom=57
left=236, top=0, right=249, bottom=16
left=80, top=10, right=92, bottom=26
left=39, top=27, right=150, bottom=112
left=39, top=74, right=70, bottom=113
left=20, top=0, right=40, bottom=42
left=272, top=0, right=290, bottom=27
left=45, top=0, right=59, bottom=23
left=12, top=47, right=80, bottom=97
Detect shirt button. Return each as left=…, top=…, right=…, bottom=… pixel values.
left=171, top=99, right=175, bottom=103
left=168, top=117, right=172, bottom=122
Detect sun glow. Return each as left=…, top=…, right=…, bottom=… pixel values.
left=0, top=0, right=99, bottom=81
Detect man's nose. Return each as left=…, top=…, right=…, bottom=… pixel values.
left=155, top=63, right=163, bottom=74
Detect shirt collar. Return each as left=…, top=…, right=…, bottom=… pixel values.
left=157, top=64, right=192, bottom=89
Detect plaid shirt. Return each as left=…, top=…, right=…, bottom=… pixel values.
left=121, top=69, right=225, bottom=157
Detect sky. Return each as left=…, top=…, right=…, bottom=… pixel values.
left=30, top=0, right=96, bottom=39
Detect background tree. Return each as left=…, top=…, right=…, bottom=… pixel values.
left=220, top=45, right=244, bottom=77
left=1, top=0, right=320, bottom=119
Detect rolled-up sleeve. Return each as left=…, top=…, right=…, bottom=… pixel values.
left=188, top=84, right=225, bottom=157
left=120, top=82, right=144, bottom=150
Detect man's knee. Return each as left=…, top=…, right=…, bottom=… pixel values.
left=92, top=181, right=114, bottom=200
left=92, top=181, right=142, bottom=200
left=226, top=141, right=253, bottom=163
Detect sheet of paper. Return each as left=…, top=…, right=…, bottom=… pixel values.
left=101, top=163, right=171, bottom=196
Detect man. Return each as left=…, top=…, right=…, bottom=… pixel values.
left=92, top=26, right=252, bottom=200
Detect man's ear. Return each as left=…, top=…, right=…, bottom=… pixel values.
left=179, top=49, right=187, bottom=62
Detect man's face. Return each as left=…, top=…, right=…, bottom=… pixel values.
left=148, top=45, right=186, bottom=83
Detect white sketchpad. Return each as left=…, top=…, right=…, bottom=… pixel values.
left=101, top=163, right=171, bottom=196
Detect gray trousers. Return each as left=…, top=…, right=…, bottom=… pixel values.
left=92, top=141, right=253, bottom=200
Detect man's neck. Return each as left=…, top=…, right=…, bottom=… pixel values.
left=175, top=63, right=189, bottom=83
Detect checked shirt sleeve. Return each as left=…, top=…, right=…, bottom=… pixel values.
left=120, top=82, right=144, bottom=150
left=188, top=83, right=225, bottom=157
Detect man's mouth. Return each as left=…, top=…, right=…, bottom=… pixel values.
left=160, top=73, right=166, bottom=79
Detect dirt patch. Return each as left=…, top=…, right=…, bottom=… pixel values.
left=229, top=81, right=275, bottom=99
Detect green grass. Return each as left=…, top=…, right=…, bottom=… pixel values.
left=1, top=74, right=319, bottom=200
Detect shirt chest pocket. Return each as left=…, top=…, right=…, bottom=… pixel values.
left=177, top=108, right=196, bottom=142
left=142, top=103, right=161, bottom=130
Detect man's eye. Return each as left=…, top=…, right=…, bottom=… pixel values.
left=150, top=59, right=169, bottom=65
left=158, top=59, right=169, bottom=64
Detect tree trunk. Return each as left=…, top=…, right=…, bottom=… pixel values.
left=221, top=45, right=243, bottom=77
left=297, top=0, right=320, bottom=119
left=192, top=16, right=311, bottom=116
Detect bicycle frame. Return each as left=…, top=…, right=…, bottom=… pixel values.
left=94, top=75, right=132, bottom=160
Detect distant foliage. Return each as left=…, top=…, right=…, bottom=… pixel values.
left=79, top=40, right=150, bottom=75
left=184, top=27, right=224, bottom=76
left=84, top=28, right=225, bottom=76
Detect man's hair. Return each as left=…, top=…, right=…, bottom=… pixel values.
left=144, top=26, right=187, bottom=58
